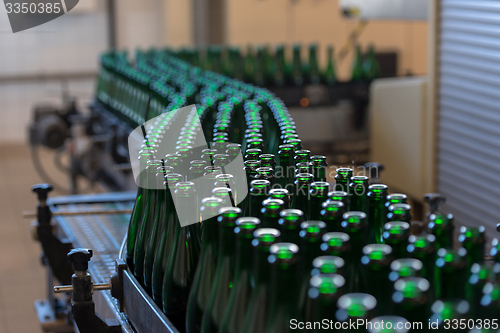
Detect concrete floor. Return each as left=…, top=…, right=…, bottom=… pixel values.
left=0, top=143, right=99, bottom=333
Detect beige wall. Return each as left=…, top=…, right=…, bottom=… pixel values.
left=225, top=0, right=428, bottom=80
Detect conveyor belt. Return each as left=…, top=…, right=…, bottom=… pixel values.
left=56, top=201, right=132, bottom=283
left=46, top=191, right=179, bottom=333
left=51, top=195, right=133, bottom=283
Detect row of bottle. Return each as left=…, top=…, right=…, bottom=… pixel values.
left=127, top=154, right=500, bottom=333
left=125, top=105, right=496, bottom=333
left=95, top=45, right=381, bottom=128
left=174, top=43, right=380, bottom=86
left=104, top=47, right=493, bottom=332
left=96, top=49, right=261, bottom=128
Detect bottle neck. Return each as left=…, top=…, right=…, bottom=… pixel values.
left=270, top=262, right=300, bottom=303
left=202, top=216, right=219, bottom=246
left=218, top=224, right=236, bottom=258
left=235, top=237, right=254, bottom=274
left=254, top=249, right=272, bottom=285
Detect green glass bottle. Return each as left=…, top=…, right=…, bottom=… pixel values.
left=200, top=207, right=242, bottom=333
left=225, top=143, right=242, bottom=161
left=466, top=263, right=500, bottom=318
left=286, top=138, right=303, bottom=150
left=479, top=281, right=500, bottom=321
left=294, top=149, right=311, bottom=164
left=311, top=255, right=346, bottom=276
left=385, top=193, right=407, bottom=209
left=336, top=293, right=377, bottom=331
left=392, top=277, right=431, bottom=323
left=295, top=162, right=313, bottom=176
left=214, top=173, right=239, bottom=206
left=388, top=258, right=423, bottom=283
left=430, top=299, right=470, bottom=333
left=218, top=217, right=261, bottom=333
left=212, top=187, right=234, bottom=208
left=273, top=45, right=286, bottom=86
left=269, top=188, right=291, bottom=209
left=362, top=44, right=380, bottom=80
left=309, top=181, right=330, bottom=221
left=143, top=168, right=172, bottom=291
left=151, top=172, right=183, bottom=305
left=327, top=190, right=350, bottom=210
left=185, top=197, right=224, bottom=333
left=311, top=155, right=327, bottom=182
left=259, top=154, right=276, bottom=171
left=277, top=209, right=304, bottom=244
left=320, top=201, right=345, bottom=232
left=255, top=166, right=275, bottom=185
left=201, top=149, right=218, bottom=165
left=308, top=44, right=320, bottom=84
left=361, top=244, right=393, bottom=313
left=387, top=203, right=412, bottom=222
left=320, top=232, right=351, bottom=262
left=189, top=160, right=208, bottom=182
left=335, top=168, right=353, bottom=193
left=306, top=274, right=346, bottom=330
left=133, top=160, right=163, bottom=285
left=162, top=182, right=201, bottom=327
left=428, top=213, right=454, bottom=249
left=261, top=198, right=285, bottom=228
left=367, top=184, right=388, bottom=244
left=241, top=228, right=281, bottom=333
left=164, top=153, right=183, bottom=174
left=340, top=211, right=368, bottom=292
left=349, top=176, right=369, bottom=213
left=407, top=234, right=437, bottom=282
left=383, top=221, right=411, bottom=259
left=245, top=148, right=262, bottom=162
left=127, top=151, right=155, bottom=268
left=458, top=226, right=485, bottom=267
left=264, top=242, right=302, bottom=333
left=299, top=220, right=327, bottom=273
left=248, top=179, right=271, bottom=220
left=244, top=160, right=260, bottom=188
left=423, top=193, right=446, bottom=229
left=202, top=166, right=223, bottom=202
left=351, top=45, right=364, bottom=81
left=434, top=247, right=467, bottom=299
left=277, top=144, right=295, bottom=187
left=323, top=45, right=337, bottom=86
left=292, top=173, right=314, bottom=219
left=243, top=45, right=255, bottom=83
left=292, top=45, right=304, bottom=86
left=490, top=238, right=500, bottom=263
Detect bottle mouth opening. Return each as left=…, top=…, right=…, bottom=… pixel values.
left=323, top=232, right=350, bottom=244
left=337, top=293, right=377, bottom=312
left=269, top=242, right=299, bottom=258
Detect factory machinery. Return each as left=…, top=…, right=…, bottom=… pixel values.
left=28, top=48, right=500, bottom=333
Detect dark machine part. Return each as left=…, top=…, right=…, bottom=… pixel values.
left=53, top=248, right=121, bottom=333
left=29, top=100, right=77, bottom=149
left=32, top=184, right=74, bottom=285
left=28, top=95, right=135, bottom=193
left=32, top=183, right=75, bottom=332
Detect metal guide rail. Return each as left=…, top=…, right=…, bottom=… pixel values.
left=38, top=191, right=180, bottom=333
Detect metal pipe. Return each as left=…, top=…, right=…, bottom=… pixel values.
left=22, top=208, right=133, bottom=218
